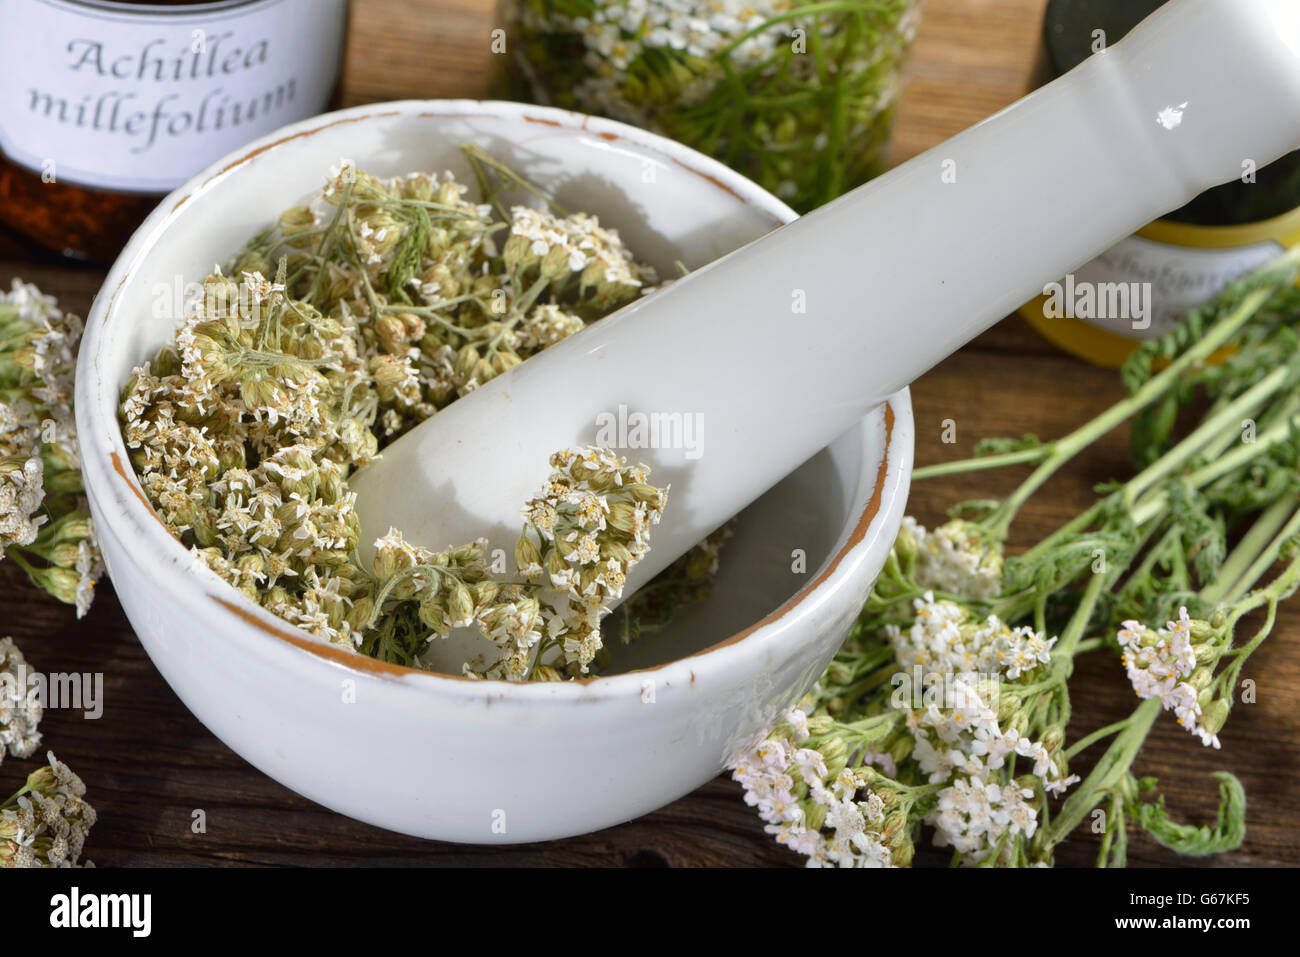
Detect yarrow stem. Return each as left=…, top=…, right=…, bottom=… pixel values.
left=735, top=244, right=1300, bottom=866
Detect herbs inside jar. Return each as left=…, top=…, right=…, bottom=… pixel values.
left=118, top=147, right=726, bottom=682
left=505, top=0, right=922, bottom=212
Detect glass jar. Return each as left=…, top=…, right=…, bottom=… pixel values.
left=505, top=0, right=922, bottom=213
left=1019, top=0, right=1300, bottom=367
left=0, top=0, right=350, bottom=263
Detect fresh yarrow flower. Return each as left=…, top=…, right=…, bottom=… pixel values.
left=1118, top=608, right=1221, bottom=749
left=727, top=706, right=902, bottom=868
left=931, top=776, right=1041, bottom=859
left=0, top=280, right=102, bottom=616
left=0, top=753, right=95, bottom=868
left=900, top=516, right=1003, bottom=600
left=901, top=678, right=1077, bottom=864
left=888, top=591, right=1055, bottom=682
left=0, top=636, right=42, bottom=761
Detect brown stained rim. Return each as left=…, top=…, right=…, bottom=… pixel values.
left=171, top=112, right=402, bottom=214
left=199, top=401, right=897, bottom=686
left=111, top=451, right=164, bottom=524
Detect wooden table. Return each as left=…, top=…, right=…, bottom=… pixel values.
left=2, top=0, right=1296, bottom=867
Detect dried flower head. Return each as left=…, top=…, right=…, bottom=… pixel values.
left=0, top=752, right=96, bottom=868
left=0, top=636, right=41, bottom=761
left=121, top=152, right=705, bottom=681
left=1, top=280, right=102, bottom=616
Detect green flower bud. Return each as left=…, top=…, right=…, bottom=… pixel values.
left=825, top=661, right=854, bottom=685
left=447, top=579, right=476, bottom=629
left=472, top=580, right=500, bottom=610
left=540, top=243, right=576, bottom=279
left=998, top=692, right=1021, bottom=724
left=806, top=714, right=836, bottom=736
left=892, top=521, right=918, bottom=569
left=515, top=533, right=544, bottom=576
left=278, top=204, right=316, bottom=246
left=375, top=314, right=411, bottom=355
left=606, top=500, right=641, bottom=535
left=889, top=735, right=913, bottom=764
left=820, top=736, right=848, bottom=779
left=490, top=350, right=521, bottom=376
left=418, top=593, right=448, bottom=633
left=346, top=596, right=375, bottom=633
left=802, top=800, right=827, bottom=832
left=1042, top=726, right=1065, bottom=755
left=33, top=566, right=79, bottom=605
left=1203, top=699, right=1231, bottom=735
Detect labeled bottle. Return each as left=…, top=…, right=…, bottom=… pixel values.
left=0, top=0, right=350, bottom=263
left=1019, top=0, right=1300, bottom=366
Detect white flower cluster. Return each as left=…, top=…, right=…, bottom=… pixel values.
left=888, top=592, right=1055, bottom=681
left=1, top=283, right=67, bottom=552
left=729, top=707, right=895, bottom=868
left=0, top=637, right=41, bottom=761
left=932, top=777, right=1039, bottom=859
left=509, top=447, right=667, bottom=678
left=908, top=680, right=1076, bottom=795
left=0, top=752, right=96, bottom=868
left=904, top=678, right=1077, bottom=864
left=504, top=207, right=652, bottom=307
left=2, top=280, right=81, bottom=466
left=536, top=0, right=800, bottom=69
left=0, top=415, right=44, bottom=551
left=902, top=516, right=1003, bottom=600
left=519, top=0, right=822, bottom=124
left=1118, top=607, right=1220, bottom=749
left=515, top=303, right=586, bottom=355
left=1, top=280, right=102, bottom=616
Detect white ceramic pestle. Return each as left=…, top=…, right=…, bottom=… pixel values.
left=351, top=0, right=1300, bottom=669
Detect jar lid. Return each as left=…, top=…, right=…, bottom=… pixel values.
left=1042, top=0, right=1300, bottom=226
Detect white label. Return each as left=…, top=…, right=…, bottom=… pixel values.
left=1067, top=234, right=1283, bottom=339
left=0, top=0, right=347, bottom=193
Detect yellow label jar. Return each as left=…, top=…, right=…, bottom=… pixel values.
left=1018, top=0, right=1300, bottom=367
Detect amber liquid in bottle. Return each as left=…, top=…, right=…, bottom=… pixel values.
left=0, top=0, right=349, bottom=263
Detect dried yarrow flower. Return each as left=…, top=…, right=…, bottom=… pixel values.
left=121, top=153, right=705, bottom=680
left=0, top=636, right=41, bottom=761
left=1, top=280, right=102, bottom=616
left=0, top=752, right=96, bottom=868
left=505, top=446, right=668, bottom=678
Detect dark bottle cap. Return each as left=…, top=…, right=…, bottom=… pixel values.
left=1042, top=0, right=1300, bottom=226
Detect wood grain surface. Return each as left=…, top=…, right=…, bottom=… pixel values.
left=2, top=0, right=1296, bottom=867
